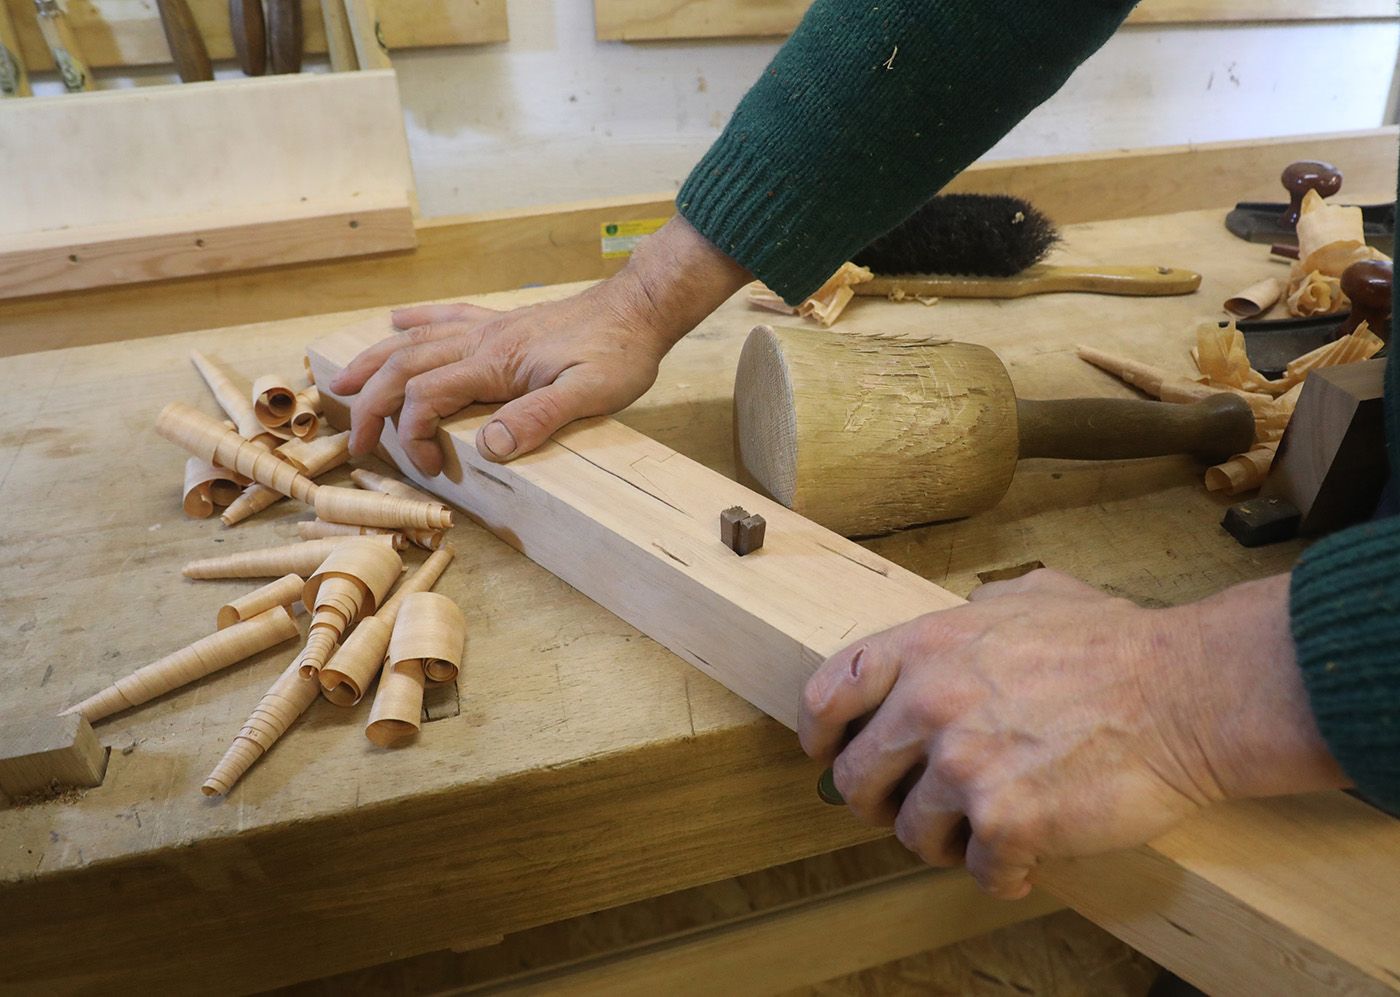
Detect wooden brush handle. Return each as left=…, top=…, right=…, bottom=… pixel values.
left=1016, top=394, right=1255, bottom=464
left=856, top=265, right=1202, bottom=299
left=267, top=0, right=303, bottom=74
left=155, top=0, right=212, bottom=81
left=229, top=0, right=266, bottom=76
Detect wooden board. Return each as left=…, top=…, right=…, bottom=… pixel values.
left=1, top=127, right=1393, bottom=355
left=595, top=0, right=1398, bottom=41
left=309, top=320, right=967, bottom=731
left=0, top=206, right=1392, bottom=992
left=2, top=0, right=507, bottom=71
left=0, top=71, right=417, bottom=299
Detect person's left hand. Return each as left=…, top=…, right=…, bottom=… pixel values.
left=799, top=569, right=1232, bottom=900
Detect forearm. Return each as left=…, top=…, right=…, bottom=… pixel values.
left=606, top=216, right=752, bottom=351
left=1164, top=574, right=1349, bottom=802
left=678, top=0, right=1139, bottom=302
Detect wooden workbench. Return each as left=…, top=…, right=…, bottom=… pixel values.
left=2, top=199, right=1398, bottom=992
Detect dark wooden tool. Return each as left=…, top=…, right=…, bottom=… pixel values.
left=267, top=0, right=304, bottom=74
left=1226, top=160, right=1395, bottom=250
left=1235, top=359, right=1390, bottom=544
left=229, top=0, right=267, bottom=76
left=1280, top=161, right=1344, bottom=227
left=155, top=0, right=212, bottom=82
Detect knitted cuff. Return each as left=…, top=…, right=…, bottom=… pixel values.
left=1290, top=517, right=1400, bottom=814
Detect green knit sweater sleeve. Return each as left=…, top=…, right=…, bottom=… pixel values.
left=1289, top=157, right=1400, bottom=814
left=677, top=0, right=1139, bottom=303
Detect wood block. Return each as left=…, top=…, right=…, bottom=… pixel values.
left=0, top=714, right=108, bottom=802
left=1261, top=359, right=1389, bottom=536
left=0, top=71, right=417, bottom=300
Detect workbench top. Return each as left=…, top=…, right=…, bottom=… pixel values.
left=1, top=205, right=1391, bottom=993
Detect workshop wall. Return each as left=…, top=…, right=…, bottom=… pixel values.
left=26, top=3, right=1397, bottom=219
left=393, top=4, right=1398, bottom=217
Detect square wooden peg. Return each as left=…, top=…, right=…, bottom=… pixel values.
left=720, top=506, right=766, bottom=556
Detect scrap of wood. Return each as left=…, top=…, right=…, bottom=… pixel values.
left=0, top=714, right=108, bottom=802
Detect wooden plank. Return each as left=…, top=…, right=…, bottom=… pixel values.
left=310, top=317, right=967, bottom=730
left=2, top=128, right=1393, bottom=356
left=476, top=869, right=1062, bottom=997
left=1, top=72, right=413, bottom=233
left=4, top=0, right=507, bottom=72
left=1041, top=794, right=1400, bottom=997
left=594, top=0, right=1397, bottom=41
left=0, top=71, right=416, bottom=299
left=0, top=714, right=108, bottom=801
left=1, top=203, right=415, bottom=299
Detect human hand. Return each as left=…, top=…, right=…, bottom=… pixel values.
left=330, top=216, right=751, bottom=475
left=798, top=570, right=1346, bottom=899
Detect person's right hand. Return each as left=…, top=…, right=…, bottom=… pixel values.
left=330, top=216, right=752, bottom=476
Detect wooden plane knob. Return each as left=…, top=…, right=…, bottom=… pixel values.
left=1279, top=160, right=1343, bottom=228
left=1335, top=259, right=1393, bottom=342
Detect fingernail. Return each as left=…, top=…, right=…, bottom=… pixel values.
left=848, top=647, right=864, bottom=679
left=480, top=420, right=517, bottom=459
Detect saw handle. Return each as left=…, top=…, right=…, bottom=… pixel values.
left=229, top=0, right=266, bottom=76
left=1336, top=259, right=1392, bottom=342
left=1016, top=394, right=1255, bottom=464
left=155, top=0, right=212, bottom=82
left=1280, top=160, right=1342, bottom=228
left=267, top=0, right=303, bottom=74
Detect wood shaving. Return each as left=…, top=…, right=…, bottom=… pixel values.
left=1284, top=191, right=1390, bottom=316
left=1205, top=441, right=1279, bottom=495
left=746, top=262, right=874, bottom=327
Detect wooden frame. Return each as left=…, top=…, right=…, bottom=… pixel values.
left=594, top=0, right=1399, bottom=41
left=2, top=127, right=1393, bottom=356
left=311, top=321, right=1400, bottom=997
left=1, top=0, right=507, bottom=72
left=0, top=71, right=417, bottom=299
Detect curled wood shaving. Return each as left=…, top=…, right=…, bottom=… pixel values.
left=1205, top=441, right=1279, bottom=495
left=1284, top=192, right=1390, bottom=316
left=746, top=262, right=874, bottom=327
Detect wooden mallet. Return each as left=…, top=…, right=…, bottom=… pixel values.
left=734, top=325, right=1256, bottom=537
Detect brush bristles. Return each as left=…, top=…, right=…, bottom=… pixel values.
left=853, top=193, right=1059, bottom=278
